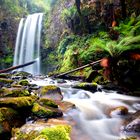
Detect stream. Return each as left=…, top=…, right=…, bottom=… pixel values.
left=30, top=77, right=140, bottom=140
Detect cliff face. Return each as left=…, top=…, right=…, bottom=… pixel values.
left=41, top=0, right=75, bottom=74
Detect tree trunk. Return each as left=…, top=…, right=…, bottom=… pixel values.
left=120, top=0, right=126, bottom=19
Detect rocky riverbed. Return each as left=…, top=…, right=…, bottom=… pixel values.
left=0, top=71, right=140, bottom=140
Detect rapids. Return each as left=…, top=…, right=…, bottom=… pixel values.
left=30, top=77, right=140, bottom=140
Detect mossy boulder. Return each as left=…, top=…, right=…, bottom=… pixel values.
left=0, top=107, right=23, bottom=139
left=0, top=97, right=36, bottom=109
left=32, top=103, right=62, bottom=118
left=40, top=85, right=63, bottom=100
left=0, top=78, right=14, bottom=86
left=0, top=73, right=11, bottom=78
left=12, top=123, right=71, bottom=140
left=38, top=98, right=58, bottom=108
left=0, top=87, right=30, bottom=97
left=72, top=82, right=98, bottom=92
left=18, top=79, right=30, bottom=86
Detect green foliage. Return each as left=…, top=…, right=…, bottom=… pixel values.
left=0, top=0, right=24, bottom=15
left=57, top=15, right=140, bottom=75
left=61, top=6, right=77, bottom=21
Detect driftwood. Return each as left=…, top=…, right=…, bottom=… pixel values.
left=0, top=60, right=36, bottom=73
left=54, top=59, right=103, bottom=78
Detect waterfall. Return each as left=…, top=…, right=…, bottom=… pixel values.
left=13, top=13, right=43, bottom=75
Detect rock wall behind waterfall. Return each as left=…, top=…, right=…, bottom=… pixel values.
left=41, top=0, right=75, bottom=74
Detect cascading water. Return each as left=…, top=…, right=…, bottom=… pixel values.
left=30, top=78, right=140, bottom=140
left=13, top=13, right=43, bottom=75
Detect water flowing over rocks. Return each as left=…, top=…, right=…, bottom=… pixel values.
left=0, top=72, right=140, bottom=140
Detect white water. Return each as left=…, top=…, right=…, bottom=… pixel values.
left=13, top=13, right=43, bottom=75
left=30, top=78, right=140, bottom=140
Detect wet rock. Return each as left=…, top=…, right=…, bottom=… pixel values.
left=0, top=97, right=36, bottom=109
left=38, top=98, right=58, bottom=108
left=11, top=122, right=71, bottom=140
left=110, top=106, right=128, bottom=117
left=56, top=101, right=76, bottom=112
left=32, top=103, right=63, bottom=118
left=121, top=137, right=137, bottom=140
left=122, top=118, right=140, bottom=136
left=39, top=85, right=63, bottom=100
left=0, top=87, right=30, bottom=97
left=72, top=82, right=97, bottom=92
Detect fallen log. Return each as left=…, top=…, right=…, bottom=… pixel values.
left=54, top=59, right=103, bottom=78
left=0, top=60, right=36, bottom=73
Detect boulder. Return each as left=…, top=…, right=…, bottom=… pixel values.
left=0, top=87, right=30, bottom=97
left=38, top=98, right=58, bottom=108
left=110, top=106, right=128, bottom=117
left=0, top=107, right=23, bottom=139
left=55, top=101, right=75, bottom=112
left=0, top=97, right=36, bottom=109
left=72, top=82, right=97, bottom=92
left=39, top=85, right=63, bottom=100
left=32, top=103, right=63, bottom=118
left=11, top=123, right=71, bottom=140
left=0, top=78, right=14, bottom=87
left=0, top=73, right=11, bottom=78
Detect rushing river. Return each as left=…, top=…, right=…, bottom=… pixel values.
left=30, top=77, right=140, bottom=140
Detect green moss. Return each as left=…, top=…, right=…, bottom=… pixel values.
left=0, top=87, right=30, bottom=97
left=38, top=98, right=58, bottom=108
left=40, top=85, right=61, bottom=95
left=41, top=125, right=71, bottom=140
left=0, top=97, right=35, bottom=109
left=32, top=103, right=54, bottom=117
left=18, top=79, right=30, bottom=86
left=0, top=78, right=14, bottom=84
left=34, top=135, right=48, bottom=140
left=0, top=73, right=11, bottom=78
